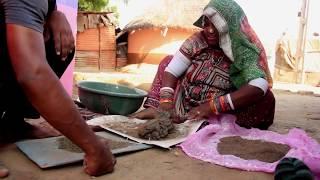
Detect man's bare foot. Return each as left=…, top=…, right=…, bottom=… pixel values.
left=0, top=162, right=9, bottom=178
left=129, top=108, right=158, bottom=119
left=26, top=119, right=61, bottom=139
left=28, top=124, right=61, bottom=139
left=89, top=125, right=104, bottom=132
left=28, top=121, right=104, bottom=139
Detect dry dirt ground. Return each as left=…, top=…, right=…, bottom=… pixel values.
left=0, top=69, right=319, bottom=179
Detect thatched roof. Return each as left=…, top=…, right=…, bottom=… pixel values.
left=122, top=0, right=210, bottom=32
left=77, top=12, right=116, bottom=32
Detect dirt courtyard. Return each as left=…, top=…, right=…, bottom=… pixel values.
left=0, top=88, right=319, bottom=180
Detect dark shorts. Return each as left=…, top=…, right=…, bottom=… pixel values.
left=0, top=37, right=74, bottom=143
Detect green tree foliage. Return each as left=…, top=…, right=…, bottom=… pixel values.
left=78, top=0, right=109, bottom=11
left=106, top=6, right=119, bottom=19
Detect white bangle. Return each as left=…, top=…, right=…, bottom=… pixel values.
left=226, top=93, right=235, bottom=110
left=160, top=87, right=174, bottom=93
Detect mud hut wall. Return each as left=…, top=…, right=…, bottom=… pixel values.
left=76, top=25, right=116, bottom=72
left=127, top=28, right=195, bottom=64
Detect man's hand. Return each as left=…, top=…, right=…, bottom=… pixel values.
left=83, top=139, right=116, bottom=177
left=46, top=10, right=75, bottom=61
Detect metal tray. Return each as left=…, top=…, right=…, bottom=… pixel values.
left=16, top=132, right=152, bottom=168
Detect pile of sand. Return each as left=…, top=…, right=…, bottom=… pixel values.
left=217, top=136, right=290, bottom=163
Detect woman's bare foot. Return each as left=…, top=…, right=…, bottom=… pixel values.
left=129, top=108, right=158, bottom=119
left=0, top=162, right=9, bottom=178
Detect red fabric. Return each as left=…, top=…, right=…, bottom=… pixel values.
left=143, top=55, right=173, bottom=109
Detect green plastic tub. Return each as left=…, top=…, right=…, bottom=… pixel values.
left=77, top=81, right=148, bottom=115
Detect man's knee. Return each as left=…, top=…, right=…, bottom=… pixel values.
left=0, top=162, right=9, bottom=178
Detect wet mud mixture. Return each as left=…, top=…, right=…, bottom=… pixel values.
left=217, top=136, right=290, bottom=163
left=137, top=112, right=174, bottom=140
left=103, top=112, right=188, bottom=140
left=57, top=136, right=132, bottom=153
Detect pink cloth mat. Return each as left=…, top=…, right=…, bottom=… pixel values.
left=180, top=114, right=320, bottom=179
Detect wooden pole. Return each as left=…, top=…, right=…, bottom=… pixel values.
left=295, top=0, right=310, bottom=84
left=300, top=0, right=310, bottom=84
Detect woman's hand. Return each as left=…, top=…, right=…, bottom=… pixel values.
left=129, top=108, right=157, bottom=120
left=46, top=10, right=75, bottom=61
left=187, top=102, right=213, bottom=120
left=158, top=102, right=174, bottom=111
left=128, top=103, right=174, bottom=120
left=158, top=103, right=188, bottom=123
